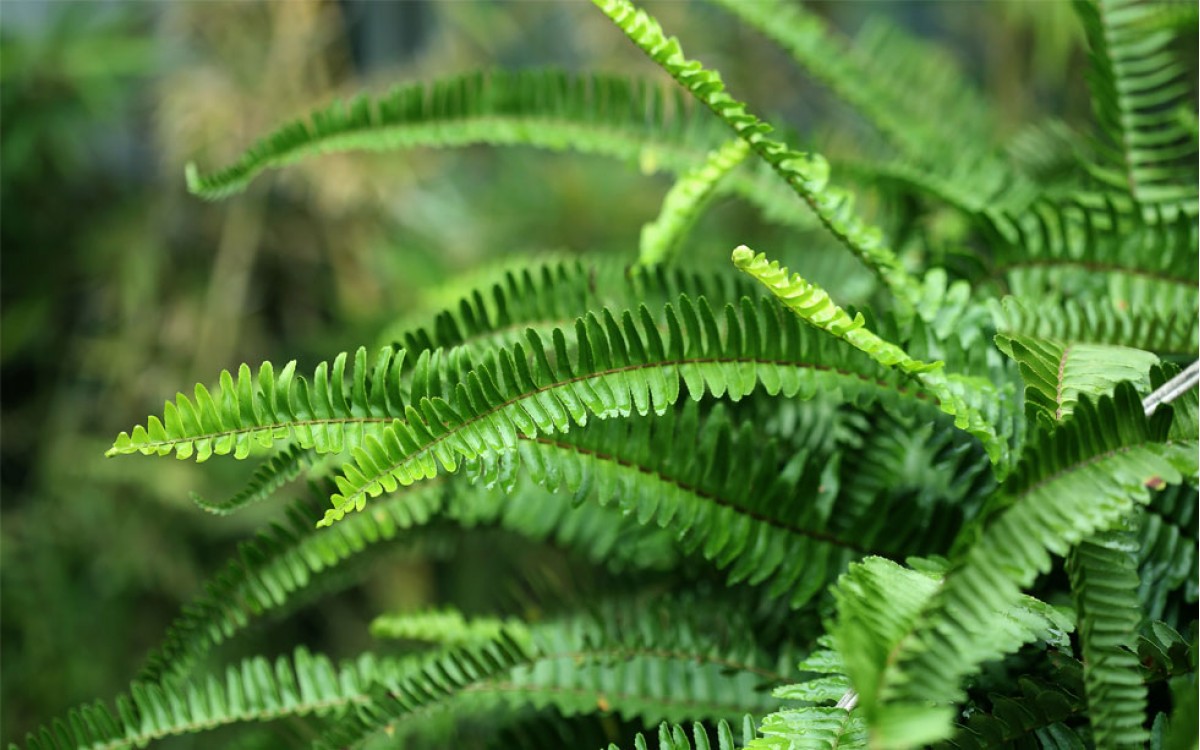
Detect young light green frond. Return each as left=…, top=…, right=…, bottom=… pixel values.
left=639, top=138, right=750, bottom=266
left=17, top=644, right=501, bottom=750
left=317, top=295, right=943, bottom=526
left=997, top=333, right=1159, bottom=426
left=370, top=608, right=528, bottom=649
left=875, top=384, right=1196, bottom=747
left=1074, top=0, right=1199, bottom=207
left=108, top=347, right=406, bottom=462
left=991, top=297, right=1199, bottom=356
left=471, top=401, right=862, bottom=608
left=590, top=0, right=922, bottom=306
left=732, top=246, right=1008, bottom=467
left=1068, top=530, right=1149, bottom=749
left=189, top=443, right=314, bottom=515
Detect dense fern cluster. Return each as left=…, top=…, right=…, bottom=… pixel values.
left=16, top=1, right=1198, bottom=749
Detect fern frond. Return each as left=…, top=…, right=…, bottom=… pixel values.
left=108, top=347, right=405, bottom=461
left=939, top=672, right=1087, bottom=748
left=1067, top=529, right=1149, bottom=749
left=140, top=484, right=447, bottom=683
left=606, top=720, right=744, bottom=750
left=829, top=556, right=1072, bottom=749
left=370, top=607, right=525, bottom=648
left=17, top=643, right=515, bottom=750
left=748, top=708, right=867, bottom=750
left=318, top=295, right=947, bottom=526
left=639, top=138, right=750, bottom=266
left=181, top=69, right=817, bottom=232
left=472, top=401, right=861, bottom=608
left=189, top=443, right=314, bottom=515
left=317, top=600, right=791, bottom=749
left=997, top=333, right=1158, bottom=426
left=590, top=0, right=922, bottom=306
left=1138, top=483, right=1198, bottom=622
left=991, top=297, right=1199, bottom=356
left=1075, top=0, right=1199, bottom=206
left=732, top=246, right=1008, bottom=467
left=872, top=384, right=1196, bottom=747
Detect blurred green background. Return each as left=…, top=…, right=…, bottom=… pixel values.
left=0, top=0, right=1111, bottom=743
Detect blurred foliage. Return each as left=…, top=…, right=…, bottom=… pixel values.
left=0, top=0, right=1138, bottom=745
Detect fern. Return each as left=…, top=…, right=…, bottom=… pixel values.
left=189, top=443, right=314, bottom=515
left=1075, top=0, right=1199, bottom=206
left=1068, top=530, right=1149, bottom=749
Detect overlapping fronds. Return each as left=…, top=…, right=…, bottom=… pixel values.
left=471, top=400, right=860, bottom=608
left=997, top=333, right=1158, bottom=427
left=318, top=600, right=791, bottom=749
left=988, top=198, right=1200, bottom=318
left=16, top=642, right=520, bottom=750
left=190, top=443, right=314, bottom=515
left=748, top=708, right=867, bottom=750
left=1138, top=483, right=1198, bottom=622
left=732, top=246, right=1009, bottom=467
left=639, top=138, right=750, bottom=266
left=590, top=0, right=922, bottom=305
left=319, top=293, right=960, bottom=526
left=870, top=384, right=1196, bottom=746
left=1067, top=530, right=1149, bottom=748
left=1074, top=0, right=1199, bottom=207
left=991, top=297, right=1199, bottom=356
left=829, top=556, right=1071, bottom=749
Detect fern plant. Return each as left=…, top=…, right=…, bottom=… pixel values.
left=15, top=1, right=1198, bottom=749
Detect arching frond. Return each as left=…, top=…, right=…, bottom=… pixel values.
left=190, top=443, right=314, bottom=515
left=108, top=347, right=405, bottom=461
left=639, top=138, right=750, bottom=266
left=871, top=384, right=1196, bottom=747
left=1067, top=530, right=1149, bottom=749
left=318, top=295, right=947, bottom=526
left=1075, top=0, right=1199, bottom=207
left=1137, top=483, right=1198, bottom=622
left=590, top=0, right=922, bottom=306
left=17, top=641, right=526, bottom=750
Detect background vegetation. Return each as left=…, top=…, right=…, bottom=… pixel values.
left=0, top=0, right=1192, bottom=745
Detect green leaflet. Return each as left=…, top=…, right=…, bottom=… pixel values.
left=639, top=138, right=750, bottom=266
left=732, top=246, right=1008, bottom=468
left=1068, top=530, right=1149, bottom=749
left=998, top=333, right=1159, bottom=427
left=590, top=0, right=923, bottom=306
left=317, top=295, right=943, bottom=526
left=872, top=384, right=1197, bottom=747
